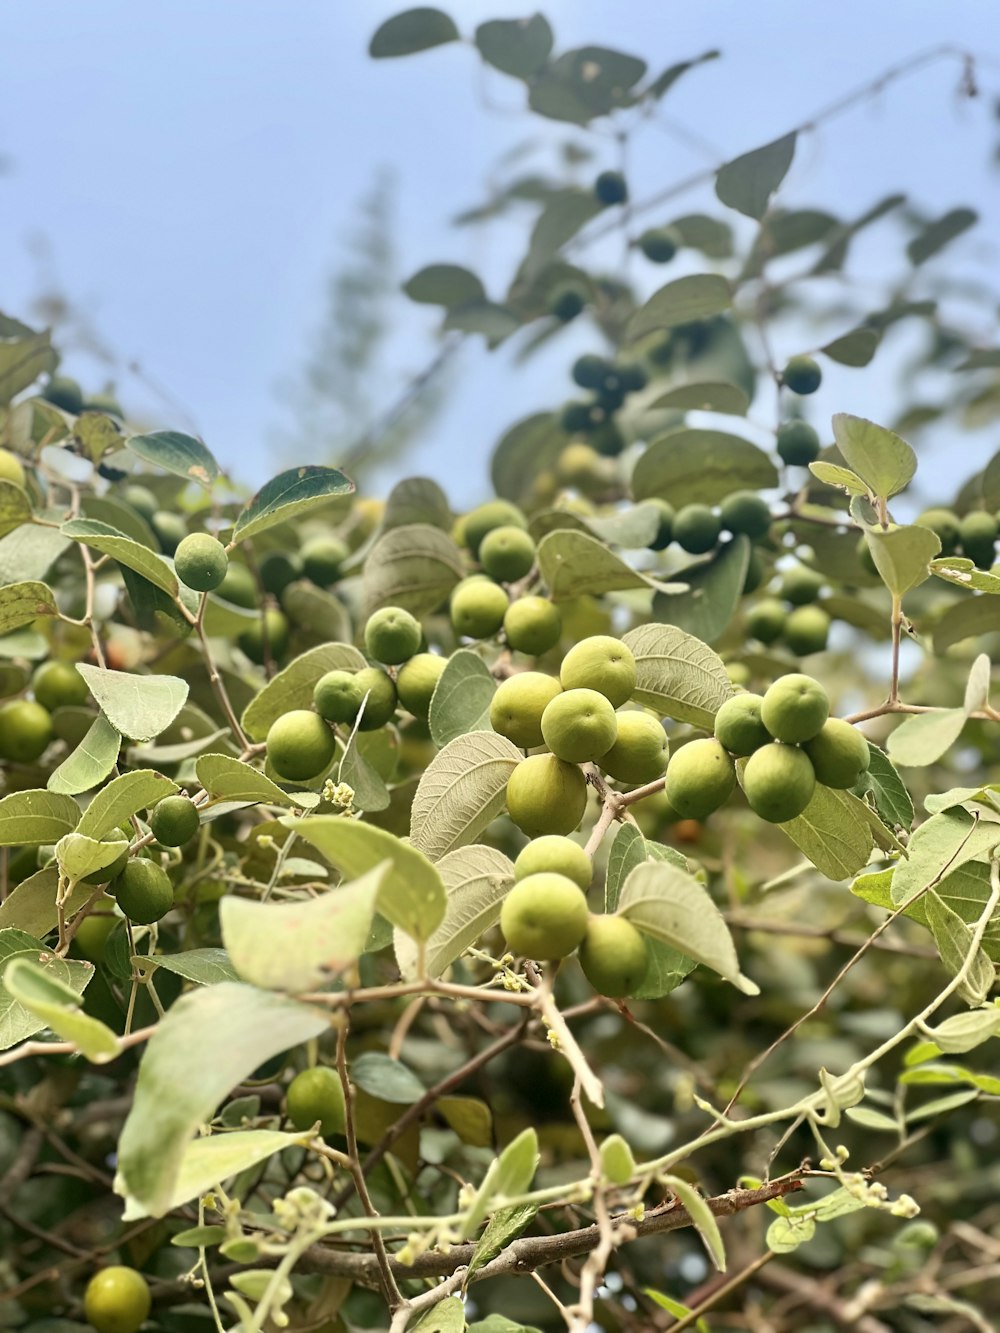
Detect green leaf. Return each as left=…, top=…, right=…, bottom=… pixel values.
left=957, top=348, right=1000, bottom=373
left=0, top=930, right=93, bottom=1050
left=55, top=833, right=128, bottom=884
left=467, top=1204, right=538, bottom=1282
left=437, top=1094, right=493, bottom=1147
left=443, top=300, right=520, bottom=343
left=411, top=1296, right=466, bottom=1333
left=125, top=430, right=220, bottom=487
left=352, top=1051, right=425, bottom=1103
left=195, top=753, right=298, bottom=808
left=76, top=664, right=188, bottom=742
left=47, top=715, right=121, bottom=796
left=361, top=522, right=464, bottom=618
left=491, top=412, right=567, bottom=505
left=778, top=784, right=876, bottom=880
left=136, top=949, right=237, bottom=986
left=337, top=728, right=391, bottom=813
left=929, top=557, right=1000, bottom=595
left=821, top=328, right=880, bottom=367
left=983, top=445, right=1000, bottom=510
left=529, top=47, right=646, bottom=123
left=627, top=274, right=731, bottom=341
left=887, top=709, right=967, bottom=767
left=648, top=380, right=749, bottom=416
left=116, top=982, right=328, bottom=1217
left=475, top=15, right=552, bottom=78
left=605, top=824, right=647, bottom=913
left=220, top=864, right=385, bottom=992
left=0, top=789, right=80, bottom=847
left=832, top=414, right=916, bottom=500
left=0, top=479, right=31, bottom=538
left=394, top=844, right=514, bottom=980
left=76, top=769, right=178, bottom=840
left=934, top=597, right=1000, bottom=653
left=644, top=1290, right=707, bottom=1333
left=648, top=49, right=720, bottom=100
left=74, top=412, right=124, bottom=463
left=241, top=642, right=366, bottom=742
left=632, top=429, right=778, bottom=507
left=907, top=207, right=977, bottom=265
left=0, top=521, right=70, bottom=584
left=0, top=328, right=56, bottom=404
left=461, top=1126, right=539, bottom=1239
left=911, top=1008, right=1000, bottom=1058
left=808, top=461, right=869, bottom=495
left=715, top=132, right=797, bottom=219
left=404, top=263, right=485, bottom=308
left=0, top=580, right=59, bottom=634
left=670, top=212, right=733, bottom=258
left=766, top=1213, right=816, bottom=1253
left=522, top=190, right=604, bottom=277
left=383, top=476, right=452, bottom=531
left=536, top=529, right=681, bottom=600
left=2, top=956, right=117, bottom=1060
left=623, top=623, right=733, bottom=728
left=0, top=867, right=93, bottom=939
left=859, top=743, right=914, bottom=829
left=429, top=649, right=497, bottom=748
left=661, top=1174, right=725, bottom=1270
left=652, top=536, right=750, bottom=645
left=890, top=808, right=999, bottom=908
left=409, top=730, right=523, bottom=861
left=925, top=891, right=994, bottom=1006
left=171, top=1225, right=227, bottom=1249
left=618, top=861, right=757, bottom=994
left=231, top=466, right=354, bottom=545
left=62, top=518, right=179, bottom=595
left=584, top=502, right=664, bottom=548
left=369, top=7, right=459, bottom=58
left=865, top=524, right=940, bottom=596
left=285, top=815, right=447, bottom=942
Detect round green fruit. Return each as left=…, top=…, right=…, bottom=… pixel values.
left=73, top=908, right=118, bottom=963
left=42, top=375, right=84, bottom=415
left=719, top=490, right=772, bottom=540
left=490, top=671, right=562, bottom=749
left=594, top=170, right=628, bottom=205
left=238, top=608, right=290, bottom=664
left=83, top=1266, right=151, bottom=1333
left=673, top=504, right=721, bottom=554
left=916, top=509, right=961, bottom=555
left=464, top=501, right=528, bottom=557
left=259, top=550, right=302, bottom=596
left=514, top=835, right=591, bottom=890
left=556, top=442, right=607, bottom=491
left=591, top=420, right=626, bottom=457
left=578, top=915, right=649, bottom=998
left=506, top=755, right=589, bottom=837
left=561, top=401, right=595, bottom=435
left=354, top=667, right=398, bottom=731
left=714, top=693, right=770, bottom=757
left=0, top=699, right=53, bottom=763
left=959, top=510, right=998, bottom=569
left=647, top=497, right=675, bottom=551
left=761, top=673, right=829, bottom=743
left=216, top=561, right=258, bottom=608
left=742, top=742, right=816, bottom=822
left=559, top=635, right=636, bottom=708
left=32, top=659, right=89, bottom=711
left=746, top=598, right=787, bottom=646
left=479, top=525, right=536, bottom=582
left=396, top=653, right=446, bottom=719
left=112, top=859, right=174, bottom=926
left=600, top=710, right=668, bottom=784
left=776, top=420, right=820, bottom=466
left=541, top=688, right=618, bottom=764
left=364, top=606, right=422, bottom=665
left=151, top=510, right=187, bottom=555
left=302, top=535, right=350, bottom=586
left=503, top=596, right=561, bottom=656
left=664, top=738, right=737, bottom=819
left=174, top=532, right=228, bottom=592
left=286, top=1065, right=346, bottom=1138
left=726, top=661, right=751, bottom=689
left=784, top=605, right=831, bottom=656
left=617, top=361, right=648, bottom=392
left=572, top=354, right=611, bottom=389
left=0, top=448, right=26, bottom=488
left=149, top=795, right=200, bottom=847
left=780, top=564, right=824, bottom=606
left=313, top=669, right=364, bottom=724
left=804, top=718, right=871, bottom=789
left=549, top=285, right=586, bottom=322
left=782, top=355, right=822, bottom=395
left=266, top=710, right=336, bottom=782
left=450, top=577, right=509, bottom=639
left=500, top=873, right=589, bottom=959
left=122, top=484, right=158, bottom=522
left=638, top=226, right=680, bottom=263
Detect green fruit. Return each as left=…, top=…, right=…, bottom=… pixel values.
left=600, top=711, right=668, bottom=784
left=561, top=401, right=595, bottom=434
left=714, top=693, right=770, bottom=757
left=594, top=170, right=628, bottom=205
left=559, top=635, right=636, bottom=708
left=541, top=688, right=618, bottom=763
left=746, top=598, right=787, bottom=645
left=506, top=755, right=589, bottom=837
left=514, top=835, right=591, bottom=890
left=804, top=718, right=871, bottom=789
left=665, top=738, right=736, bottom=819
left=354, top=667, right=398, bottom=730
left=313, top=669, right=364, bottom=724
left=776, top=420, right=820, bottom=466
left=578, top=915, right=649, bottom=997
left=503, top=596, right=561, bottom=656
left=490, top=671, right=562, bottom=749
left=32, top=660, right=89, bottom=711
left=81, top=845, right=129, bottom=885
left=479, top=526, right=536, bottom=582
left=782, top=356, right=822, bottom=395
left=112, top=859, right=174, bottom=925
left=464, top=501, right=528, bottom=558
left=959, top=511, right=999, bottom=569
left=450, top=577, right=509, bottom=639
left=266, top=709, right=336, bottom=782
left=238, top=608, right=290, bottom=664
left=151, top=510, right=187, bottom=555
left=916, top=508, right=961, bottom=555
left=556, top=442, right=606, bottom=490
left=761, top=673, right=829, bottom=743
left=73, top=907, right=117, bottom=962
left=259, top=550, right=303, bottom=596
left=572, top=354, right=611, bottom=389
left=638, top=226, right=680, bottom=263
left=720, top=491, right=771, bottom=540
left=0, top=448, right=26, bottom=488
left=726, top=662, right=751, bottom=689
left=500, top=873, right=589, bottom=959
left=673, top=504, right=721, bottom=554
left=302, top=535, right=350, bottom=586
left=122, top=484, right=158, bottom=521
left=591, top=420, right=626, bottom=457
left=549, top=285, right=586, bottom=322
left=149, top=795, right=200, bottom=847
left=42, top=375, right=84, bottom=415
left=83, top=1266, right=151, bottom=1333
left=647, top=497, right=675, bottom=551
left=396, top=652, right=446, bottom=718
left=286, top=1065, right=346, bottom=1137
left=780, top=564, right=824, bottom=606
left=742, top=742, right=816, bottom=822
left=364, top=606, right=422, bottom=665
left=174, top=532, right=228, bottom=592
left=784, top=604, right=831, bottom=655
left=0, top=699, right=53, bottom=763
left=216, top=561, right=258, bottom=608
left=617, top=361, right=648, bottom=393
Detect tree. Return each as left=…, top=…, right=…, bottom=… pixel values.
left=1, top=9, right=1000, bottom=1333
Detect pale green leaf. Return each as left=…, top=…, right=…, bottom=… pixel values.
left=47, top=714, right=121, bottom=795
left=62, top=518, right=179, bottom=594
left=0, top=788, right=80, bottom=847
left=632, top=429, right=778, bottom=507
left=0, top=580, right=59, bottom=634
left=623, top=622, right=734, bottom=728
left=409, top=730, right=523, bottom=861
left=3, top=955, right=116, bottom=1060
left=231, top=466, right=354, bottom=545
left=832, top=414, right=916, bottom=500
left=369, top=7, right=460, bottom=57
left=627, top=274, right=731, bottom=341
left=0, top=930, right=93, bottom=1050
left=76, top=769, right=178, bottom=839
left=653, top=536, right=750, bottom=644
left=361, top=522, right=464, bottom=618
left=428, top=649, right=496, bottom=748
left=395, top=844, right=514, bottom=980
left=76, top=664, right=188, bottom=742
left=716, top=132, right=797, bottom=219
left=241, top=642, right=366, bottom=742
left=865, top=524, right=941, bottom=595
left=195, top=753, right=298, bottom=807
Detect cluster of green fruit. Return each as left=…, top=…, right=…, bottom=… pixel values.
left=0, top=658, right=92, bottom=764
left=917, top=506, right=999, bottom=571
left=39, top=373, right=124, bottom=420
left=745, top=561, right=832, bottom=656
left=559, top=352, right=648, bottom=459
left=665, top=673, right=869, bottom=824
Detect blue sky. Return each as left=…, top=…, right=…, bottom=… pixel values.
left=2, top=1, right=998, bottom=507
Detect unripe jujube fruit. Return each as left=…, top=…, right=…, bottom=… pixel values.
left=506, top=755, right=588, bottom=837
left=638, top=226, right=680, bottom=263
left=578, top=915, right=649, bottom=997
left=559, top=635, right=636, bottom=707
left=959, top=510, right=998, bottom=569
left=600, top=711, right=669, bottom=784
left=216, top=561, right=258, bottom=608
left=479, top=525, right=536, bottom=582
left=450, top=578, right=509, bottom=639
left=43, top=374, right=84, bottom=414
left=500, top=873, right=589, bottom=959
left=266, top=710, right=336, bottom=782
left=780, top=564, right=823, bottom=606
left=259, top=550, right=303, bottom=596
left=549, top=285, right=586, bottom=322
left=0, top=448, right=26, bottom=488
left=776, top=420, right=820, bottom=466
left=714, top=693, right=770, bottom=757
left=804, top=717, right=871, bottom=789
left=743, top=548, right=765, bottom=593
left=916, top=509, right=961, bottom=555
left=742, top=742, right=816, bottom=822
left=664, top=738, right=736, bottom=819
left=0, top=700, right=53, bottom=763
left=122, top=483, right=158, bottom=521
left=83, top=1267, right=151, bottom=1333
left=746, top=598, right=787, bottom=645
left=364, top=606, right=422, bottom=665
left=594, top=170, right=628, bottom=205
left=647, top=497, right=675, bottom=551
left=541, top=688, right=618, bottom=764
left=32, top=659, right=90, bottom=711
left=286, top=1065, right=346, bottom=1137
left=572, top=353, right=610, bottom=389
left=314, top=669, right=365, bottom=724
left=354, top=667, right=398, bottom=731
left=151, top=510, right=186, bottom=555
left=302, top=535, right=350, bottom=586
left=149, top=795, right=200, bottom=848
left=112, top=859, right=173, bottom=925
left=396, top=653, right=446, bottom=719
left=719, top=491, right=772, bottom=540
left=238, top=607, right=290, bottom=664
left=761, top=673, right=829, bottom=743
left=490, top=672, right=562, bottom=750
left=783, top=605, right=831, bottom=656
left=174, top=532, right=228, bottom=592
left=514, top=835, right=591, bottom=890
left=782, top=355, right=822, bottom=395
left=673, top=504, right=721, bottom=555
left=503, top=596, right=561, bottom=656
left=463, top=501, right=529, bottom=557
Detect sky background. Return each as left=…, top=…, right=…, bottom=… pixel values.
left=2, top=1, right=999, bottom=508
